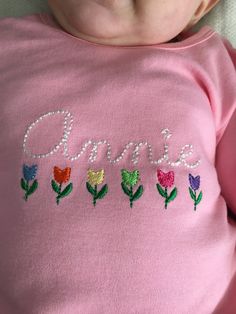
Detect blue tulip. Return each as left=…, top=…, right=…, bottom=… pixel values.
left=23, top=164, right=38, bottom=182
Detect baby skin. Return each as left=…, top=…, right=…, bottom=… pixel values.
left=48, top=0, right=220, bottom=46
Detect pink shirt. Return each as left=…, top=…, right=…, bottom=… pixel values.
left=1, top=12, right=236, bottom=314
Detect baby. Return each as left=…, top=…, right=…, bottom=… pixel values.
left=1, top=0, right=236, bottom=313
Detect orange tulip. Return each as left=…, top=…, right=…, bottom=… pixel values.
left=53, top=166, right=71, bottom=184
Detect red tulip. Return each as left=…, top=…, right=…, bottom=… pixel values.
left=53, top=166, right=71, bottom=184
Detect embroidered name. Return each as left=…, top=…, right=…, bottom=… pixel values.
left=22, top=110, right=201, bottom=169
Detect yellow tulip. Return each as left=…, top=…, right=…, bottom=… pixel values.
left=87, top=169, right=105, bottom=186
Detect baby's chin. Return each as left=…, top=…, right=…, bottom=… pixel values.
left=49, top=1, right=180, bottom=46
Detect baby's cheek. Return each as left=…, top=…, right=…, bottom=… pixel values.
left=134, top=0, right=201, bottom=42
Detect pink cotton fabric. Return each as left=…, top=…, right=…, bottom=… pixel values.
left=0, top=12, right=236, bottom=314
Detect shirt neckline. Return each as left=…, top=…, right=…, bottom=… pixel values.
left=39, top=12, right=216, bottom=50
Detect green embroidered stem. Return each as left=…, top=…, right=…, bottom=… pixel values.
left=130, top=186, right=133, bottom=208
left=156, top=184, right=177, bottom=209
left=164, top=187, right=168, bottom=209
left=24, top=180, right=29, bottom=201
left=93, top=185, right=98, bottom=207
left=56, top=183, right=62, bottom=205
left=194, top=190, right=197, bottom=211
left=86, top=181, right=108, bottom=206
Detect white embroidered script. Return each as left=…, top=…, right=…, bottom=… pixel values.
left=23, top=110, right=201, bottom=169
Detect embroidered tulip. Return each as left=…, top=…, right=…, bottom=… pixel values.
left=189, top=174, right=200, bottom=191
left=21, top=164, right=38, bottom=201
left=87, top=169, right=105, bottom=186
left=23, top=164, right=38, bottom=181
left=156, top=169, right=177, bottom=209
left=188, top=174, right=202, bottom=210
left=86, top=169, right=108, bottom=206
left=51, top=166, right=73, bottom=205
left=121, top=169, right=144, bottom=208
left=157, top=169, right=174, bottom=188
left=53, top=166, right=71, bottom=184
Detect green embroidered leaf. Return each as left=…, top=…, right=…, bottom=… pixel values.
left=59, top=183, right=73, bottom=199
left=86, top=182, right=96, bottom=196
left=121, top=169, right=139, bottom=187
left=188, top=187, right=196, bottom=201
left=167, top=187, right=177, bottom=203
left=21, top=178, right=28, bottom=191
left=121, top=182, right=132, bottom=197
left=156, top=183, right=166, bottom=198
left=97, top=184, right=108, bottom=199
left=196, top=191, right=203, bottom=205
left=131, top=185, right=144, bottom=202
left=27, top=180, right=38, bottom=196
left=51, top=180, right=60, bottom=193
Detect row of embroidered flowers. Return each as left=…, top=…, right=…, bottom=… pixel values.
left=21, top=164, right=203, bottom=209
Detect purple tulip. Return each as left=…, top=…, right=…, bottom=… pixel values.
left=189, top=174, right=200, bottom=191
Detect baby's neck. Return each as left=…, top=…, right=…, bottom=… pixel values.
left=167, top=34, right=182, bottom=43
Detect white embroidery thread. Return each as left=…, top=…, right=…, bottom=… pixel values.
left=22, top=110, right=201, bottom=169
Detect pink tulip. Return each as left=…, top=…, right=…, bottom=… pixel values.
left=157, top=169, right=174, bottom=188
